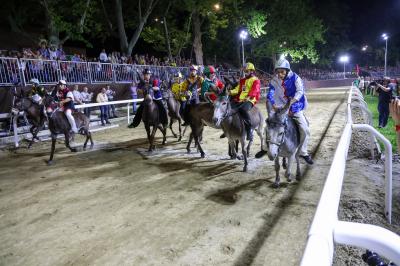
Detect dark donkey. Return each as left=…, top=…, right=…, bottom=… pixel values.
left=43, top=96, right=93, bottom=164
left=264, top=101, right=301, bottom=187
left=142, top=93, right=167, bottom=151
left=213, top=88, right=265, bottom=172
left=161, top=81, right=184, bottom=141
left=13, top=92, right=47, bottom=149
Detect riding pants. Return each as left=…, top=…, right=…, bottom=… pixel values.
left=291, top=111, right=310, bottom=156
left=232, top=101, right=252, bottom=129
left=65, top=109, right=78, bottom=133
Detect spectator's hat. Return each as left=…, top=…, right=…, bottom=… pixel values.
left=58, top=79, right=67, bottom=85
left=30, top=78, right=40, bottom=85
left=174, top=72, right=182, bottom=79
left=384, top=76, right=391, bottom=80
left=189, top=65, right=198, bottom=72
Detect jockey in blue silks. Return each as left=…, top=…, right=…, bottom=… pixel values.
left=266, top=58, right=313, bottom=165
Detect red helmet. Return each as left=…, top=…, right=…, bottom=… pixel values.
left=152, top=79, right=159, bottom=87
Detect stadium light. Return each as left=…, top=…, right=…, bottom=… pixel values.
left=382, top=33, right=389, bottom=76
left=339, top=55, right=349, bottom=79
left=239, top=30, right=248, bottom=67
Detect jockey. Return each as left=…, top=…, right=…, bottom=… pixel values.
left=181, top=65, right=204, bottom=126
left=128, top=69, right=168, bottom=128
left=200, top=65, right=224, bottom=102
left=171, top=72, right=187, bottom=116
left=28, top=78, right=46, bottom=105
left=56, top=80, right=78, bottom=134
left=228, top=62, right=261, bottom=141
left=265, top=58, right=313, bottom=165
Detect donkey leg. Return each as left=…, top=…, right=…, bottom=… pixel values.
left=158, top=125, right=167, bottom=145
left=65, top=132, right=77, bottom=152
left=285, top=155, right=294, bottom=182
left=282, top=157, right=287, bottom=169
left=169, top=119, right=178, bottom=138
left=28, top=126, right=36, bottom=149
left=295, top=153, right=301, bottom=181
left=177, top=118, right=182, bottom=141
left=240, top=138, right=248, bottom=172
left=194, top=135, right=205, bottom=158
left=47, top=134, right=57, bottom=165
left=88, top=131, right=94, bottom=148
left=273, top=157, right=281, bottom=188
left=149, top=126, right=157, bottom=151
left=246, top=139, right=253, bottom=157
left=83, top=129, right=90, bottom=150
left=186, top=132, right=193, bottom=154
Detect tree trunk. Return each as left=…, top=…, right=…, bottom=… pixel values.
left=192, top=10, right=203, bottom=65
left=176, top=13, right=192, bottom=58
left=163, top=17, right=172, bottom=59
left=115, top=0, right=129, bottom=54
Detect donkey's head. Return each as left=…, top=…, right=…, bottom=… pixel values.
left=213, top=86, right=230, bottom=127
left=265, top=101, right=290, bottom=160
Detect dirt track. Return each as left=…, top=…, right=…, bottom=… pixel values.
left=0, top=88, right=349, bottom=265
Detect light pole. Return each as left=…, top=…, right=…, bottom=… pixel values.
left=339, top=55, right=349, bottom=79
left=382, top=33, right=389, bottom=76
left=239, top=30, right=248, bottom=67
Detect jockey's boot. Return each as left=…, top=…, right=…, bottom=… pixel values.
left=255, top=150, right=268, bottom=158
left=246, top=126, right=253, bottom=141
left=300, top=155, right=314, bottom=165
left=128, top=105, right=143, bottom=128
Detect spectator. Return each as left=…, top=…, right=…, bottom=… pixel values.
left=130, top=81, right=138, bottom=114
left=49, top=45, right=58, bottom=60
left=57, top=44, right=66, bottom=60
left=389, top=98, right=400, bottom=153
left=81, top=86, right=93, bottom=118
left=376, top=77, right=395, bottom=128
left=99, top=49, right=108, bottom=63
left=106, top=85, right=117, bottom=118
left=72, top=85, right=83, bottom=105
left=37, top=40, right=49, bottom=59
left=96, top=87, right=110, bottom=126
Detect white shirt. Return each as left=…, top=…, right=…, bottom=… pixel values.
left=99, top=52, right=108, bottom=61
left=72, top=90, right=83, bottom=103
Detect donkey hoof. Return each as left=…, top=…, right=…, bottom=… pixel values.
left=47, top=160, right=53, bottom=166
left=272, top=182, right=280, bottom=188
left=243, top=166, right=248, bottom=172
left=71, top=148, right=78, bottom=152
left=296, top=174, right=301, bottom=181
left=236, top=155, right=243, bottom=160
left=200, top=153, right=205, bottom=158
left=173, top=134, right=178, bottom=138
left=90, top=144, right=94, bottom=149
left=178, top=136, right=182, bottom=142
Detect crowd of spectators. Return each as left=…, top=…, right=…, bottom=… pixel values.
left=0, top=40, right=192, bottom=67
left=298, top=68, right=357, bottom=81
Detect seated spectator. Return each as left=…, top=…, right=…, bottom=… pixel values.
left=81, top=86, right=93, bottom=118
left=96, top=87, right=110, bottom=126
left=99, top=49, right=108, bottom=63
left=37, top=40, right=49, bottom=59
left=106, top=85, right=117, bottom=118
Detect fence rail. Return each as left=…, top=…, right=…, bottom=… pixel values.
left=0, top=57, right=190, bottom=86
left=300, top=86, right=400, bottom=265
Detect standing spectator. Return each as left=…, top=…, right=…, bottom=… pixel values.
left=106, top=85, right=117, bottom=118
left=37, top=40, right=49, bottom=59
left=130, top=81, right=138, bottom=114
left=81, top=86, right=93, bottom=118
left=49, top=45, right=58, bottom=60
left=96, top=87, right=110, bottom=126
left=389, top=98, right=400, bottom=153
left=376, top=77, right=395, bottom=128
left=99, top=49, right=108, bottom=63
left=57, top=44, right=66, bottom=60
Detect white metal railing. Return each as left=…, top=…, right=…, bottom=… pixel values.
left=7, top=98, right=143, bottom=148
left=0, top=57, right=189, bottom=86
left=300, top=86, right=400, bottom=265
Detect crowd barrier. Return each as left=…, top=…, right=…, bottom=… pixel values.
left=0, top=57, right=190, bottom=86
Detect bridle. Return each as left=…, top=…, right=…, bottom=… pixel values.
left=266, top=117, right=288, bottom=152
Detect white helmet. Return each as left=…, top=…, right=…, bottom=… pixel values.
left=30, top=78, right=40, bottom=85
left=275, top=59, right=291, bottom=71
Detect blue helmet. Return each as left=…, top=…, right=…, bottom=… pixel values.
left=275, top=59, right=291, bottom=71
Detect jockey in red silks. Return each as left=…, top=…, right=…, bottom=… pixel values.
left=56, top=80, right=78, bottom=133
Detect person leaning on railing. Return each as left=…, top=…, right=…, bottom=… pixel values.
left=389, top=98, right=400, bottom=153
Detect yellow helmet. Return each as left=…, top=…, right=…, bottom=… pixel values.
left=245, top=62, right=255, bottom=71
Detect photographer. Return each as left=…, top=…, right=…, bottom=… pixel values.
left=375, top=77, right=395, bottom=128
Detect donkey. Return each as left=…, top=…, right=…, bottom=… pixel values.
left=13, top=93, right=47, bottom=149
left=44, top=96, right=93, bottom=164
left=161, top=82, right=184, bottom=141
left=264, top=101, right=301, bottom=187
left=213, top=89, right=265, bottom=172
left=142, top=94, right=167, bottom=152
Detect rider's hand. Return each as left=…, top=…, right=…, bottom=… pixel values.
left=390, top=98, right=400, bottom=125
left=289, top=98, right=298, bottom=105
left=272, top=104, right=278, bottom=111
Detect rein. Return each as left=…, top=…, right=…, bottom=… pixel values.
left=267, top=118, right=288, bottom=152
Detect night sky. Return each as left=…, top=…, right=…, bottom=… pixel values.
left=346, top=0, right=400, bottom=46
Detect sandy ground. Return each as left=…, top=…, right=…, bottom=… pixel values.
left=0, top=88, right=353, bottom=266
